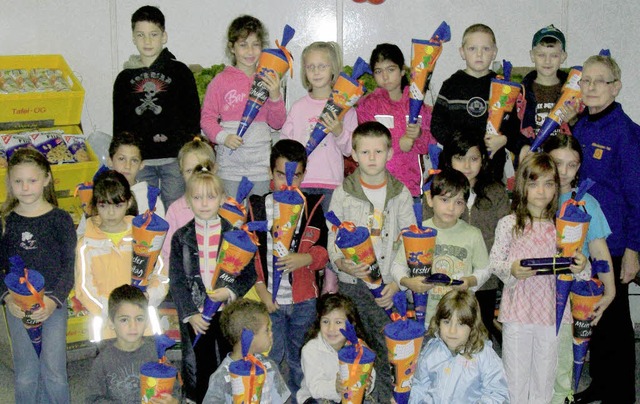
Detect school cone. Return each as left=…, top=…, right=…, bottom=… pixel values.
left=3, top=255, right=45, bottom=356
left=530, top=67, right=582, bottom=151
left=400, top=202, right=437, bottom=323
left=229, top=329, right=267, bottom=403
left=271, top=162, right=306, bottom=302
left=408, top=21, right=451, bottom=124
left=384, top=292, right=425, bottom=404
left=193, top=221, right=268, bottom=347
left=140, top=334, right=178, bottom=403
left=236, top=25, right=295, bottom=141
left=305, top=57, right=371, bottom=156
left=219, top=176, right=254, bottom=227
left=338, top=320, right=376, bottom=404
left=486, top=60, right=522, bottom=137
left=326, top=210, right=392, bottom=317
left=131, top=186, right=169, bottom=291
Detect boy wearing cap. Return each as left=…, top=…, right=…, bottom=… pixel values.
left=518, top=25, right=578, bottom=149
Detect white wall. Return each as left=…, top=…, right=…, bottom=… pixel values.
left=1, top=0, right=640, bottom=322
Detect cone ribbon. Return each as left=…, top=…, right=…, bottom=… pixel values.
left=486, top=60, right=522, bottom=137
left=326, top=210, right=392, bottom=317
left=132, top=187, right=169, bottom=292
left=193, top=221, right=268, bottom=347
left=271, top=161, right=306, bottom=302
left=530, top=66, right=583, bottom=151
left=219, top=176, right=254, bottom=227
left=140, top=334, right=178, bottom=403
left=338, top=320, right=376, bottom=404
left=401, top=203, right=437, bottom=323
left=305, top=57, right=371, bottom=155
left=236, top=25, right=295, bottom=139
left=556, top=199, right=591, bottom=257
left=229, top=329, right=267, bottom=403
left=3, top=255, right=45, bottom=356
left=384, top=293, right=425, bottom=404
left=408, top=21, right=451, bottom=124
left=570, top=260, right=608, bottom=391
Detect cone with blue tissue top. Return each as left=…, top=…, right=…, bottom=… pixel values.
left=384, top=292, right=425, bottom=404
left=338, top=319, right=376, bottom=404
left=193, top=221, right=268, bottom=347
left=400, top=202, right=437, bottom=323
left=219, top=176, right=254, bottom=227
left=556, top=179, right=593, bottom=257
left=409, top=21, right=451, bottom=124
left=271, top=161, right=305, bottom=302
left=132, top=186, right=169, bottom=291
left=3, top=255, right=46, bottom=356
left=305, top=57, right=371, bottom=155
left=326, top=210, right=392, bottom=317
left=140, top=334, right=178, bottom=403
left=229, top=329, right=267, bottom=403
left=236, top=25, right=295, bottom=139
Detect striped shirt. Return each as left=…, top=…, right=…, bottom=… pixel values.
left=195, top=216, right=221, bottom=292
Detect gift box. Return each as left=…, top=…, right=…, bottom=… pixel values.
left=520, top=257, right=574, bottom=275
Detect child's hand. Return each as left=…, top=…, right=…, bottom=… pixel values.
left=30, top=295, right=56, bottom=323
left=262, top=72, right=281, bottom=101
left=3, top=294, right=25, bottom=319
left=484, top=133, right=507, bottom=158
left=570, top=252, right=587, bottom=274
left=224, top=134, right=244, bottom=150
left=265, top=299, right=280, bottom=314
left=188, top=314, right=209, bottom=335
left=150, top=393, right=179, bottom=404
left=405, top=123, right=421, bottom=140
left=399, top=136, right=415, bottom=153
left=278, top=253, right=312, bottom=274
left=209, top=288, right=231, bottom=302
left=321, top=110, right=344, bottom=137
left=336, top=259, right=370, bottom=280
left=400, top=276, right=430, bottom=293
left=590, top=291, right=614, bottom=326
left=511, top=260, right=535, bottom=280
left=375, top=282, right=399, bottom=310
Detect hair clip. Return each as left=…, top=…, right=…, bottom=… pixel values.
left=193, top=136, right=202, bottom=142
left=200, top=167, right=208, bottom=172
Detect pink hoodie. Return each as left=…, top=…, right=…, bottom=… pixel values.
left=357, top=86, right=434, bottom=196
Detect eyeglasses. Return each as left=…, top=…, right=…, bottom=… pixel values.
left=304, top=64, right=331, bottom=72
left=578, top=78, right=618, bottom=88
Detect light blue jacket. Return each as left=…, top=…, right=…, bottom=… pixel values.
left=409, top=337, right=509, bottom=404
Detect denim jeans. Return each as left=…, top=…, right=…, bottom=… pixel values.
left=136, top=159, right=184, bottom=208
left=7, top=304, right=70, bottom=403
left=269, top=298, right=317, bottom=404
left=301, top=187, right=333, bottom=215
left=222, top=179, right=270, bottom=200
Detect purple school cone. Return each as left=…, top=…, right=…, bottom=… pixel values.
left=408, top=21, right=451, bottom=124
left=326, top=210, right=393, bottom=317
left=4, top=256, right=46, bottom=357
left=131, top=186, right=169, bottom=292
left=193, top=221, right=268, bottom=346
left=572, top=338, right=589, bottom=392
left=530, top=66, right=583, bottom=151
left=384, top=293, right=425, bottom=404
left=555, top=274, right=574, bottom=335
left=219, top=176, right=254, bottom=227
left=236, top=25, right=295, bottom=140
left=305, top=57, right=371, bottom=156
left=271, top=162, right=305, bottom=303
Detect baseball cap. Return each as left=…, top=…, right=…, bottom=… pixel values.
left=532, top=25, right=566, bottom=50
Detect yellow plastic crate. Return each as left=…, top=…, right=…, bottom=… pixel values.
left=0, top=125, right=99, bottom=223
left=0, top=55, right=85, bottom=129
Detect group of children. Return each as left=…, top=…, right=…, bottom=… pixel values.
left=0, top=4, right=634, bottom=404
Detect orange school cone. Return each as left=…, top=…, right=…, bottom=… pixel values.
left=140, top=334, right=178, bottom=403
left=486, top=60, right=521, bottom=137
left=338, top=320, right=376, bottom=404
left=229, top=329, right=267, bottom=403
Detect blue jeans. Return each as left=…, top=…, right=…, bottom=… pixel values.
left=301, top=187, right=333, bottom=214
left=136, top=160, right=184, bottom=208
left=7, top=304, right=70, bottom=403
left=222, top=179, right=270, bottom=200
left=268, top=298, right=317, bottom=404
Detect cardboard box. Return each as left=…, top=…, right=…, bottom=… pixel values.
left=0, top=55, right=84, bottom=129
left=0, top=125, right=99, bottom=223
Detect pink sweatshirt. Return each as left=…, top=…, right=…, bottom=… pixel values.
left=200, top=66, right=286, bottom=181
left=161, top=196, right=193, bottom=265
left=356, top=86, right=434, bottom=196
left=280, top=94, right=356, bottom=189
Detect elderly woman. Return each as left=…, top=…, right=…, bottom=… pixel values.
left=572, top=54, right=638, bottom=404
